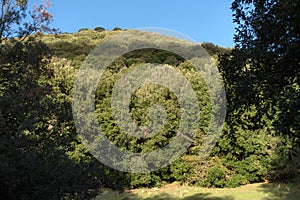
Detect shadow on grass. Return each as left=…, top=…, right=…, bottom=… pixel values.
left=95, top=191, right=235, bottom=200
left=141, top=192, right=234, bottom=200
left=260, top=156, right=300, bottom=200
left=258, top=182, right=300, bottom=200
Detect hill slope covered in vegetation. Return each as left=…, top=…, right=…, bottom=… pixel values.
left=1, top=28, right=298, bottom=200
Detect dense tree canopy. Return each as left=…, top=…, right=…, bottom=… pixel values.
left=215, top=0, right=299, bottom=183
left=231, top=0, right=299, bottom=153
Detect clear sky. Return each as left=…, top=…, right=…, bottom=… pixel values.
left=29, top=0, right=236, bottom=47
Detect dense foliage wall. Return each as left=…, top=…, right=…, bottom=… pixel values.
left=40, top=29, right=296, bottom=190
left=1, top=27, right=298, bottom=200
left=1, top=0, right=299, bottom=196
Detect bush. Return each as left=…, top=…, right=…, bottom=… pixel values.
left=170, top=159, right=192, bottom=183
left=78, top=28, right=90, bottom=32
left=94, top=27, right=105, bottom=32
left=202, top=165, right=227, bottom=188
left=226, top=174, right=248, bottom=188
left=130, top=173, right=161, bottom=188
left=112, top=27, right=122, bottom=31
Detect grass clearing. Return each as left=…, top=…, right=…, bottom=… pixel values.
left=94, top=182, right=300, bottom=200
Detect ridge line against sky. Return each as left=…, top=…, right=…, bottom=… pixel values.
left=30, top=0, right=236, bottom=47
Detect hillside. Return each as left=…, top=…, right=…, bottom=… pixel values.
left=41, top=29, right=229, bottom=67
left=1, top=28, right=298, bottom=200
left=37, top=29, right=299, bottom=188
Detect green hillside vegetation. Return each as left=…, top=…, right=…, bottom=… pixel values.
left=0, top=0, right=299, bottom=199
left=42, top=28, right=229, bottom=186
left=1, top=28, right=298, bottom=199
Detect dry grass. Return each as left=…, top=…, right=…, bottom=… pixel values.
left=94, top=181, right=300, bottom=200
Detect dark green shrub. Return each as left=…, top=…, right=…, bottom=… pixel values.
left=202, top=165, right=227, bottom=188
left=112, top=27, right=122, bottom=31
left=226, top=174, right=248, bottom=188
left=78, top=28, right=89, bottom=32
left=170, top=159, right=192, bottom=183
left=130, top=173, right=161, bottom=188
left=94, top=27, right=105, bottom=32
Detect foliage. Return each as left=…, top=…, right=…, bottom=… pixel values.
left=201, top=42, right=230, bottom=56
left=230, top=0, right=300, bottom=152
left=170, top=159, right=192, bottom=183
left=0, top=0, right=56, bottom=42
left=0, top=29, right=224, bottom=194
left=41, top=29, right=268, bottom=190
left=91, top=45, right=214, bottom=187
left=78, top=28, right=90, bottom=32
left=3, top=0, right=298, bottom=195
left=0, top=1, right=104, bottom=199
left=0, top=37, right=105, bottom=199
left=43, top=30, right=113, bottom=68
left=202, top=164, right=227, bottom=188
left=215, top=0, right=300, bottom=185
left=94, top=26, right=105, bottom=32
left=112, top=26, right=122, bottom=31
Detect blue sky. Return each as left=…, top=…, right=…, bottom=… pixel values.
left=29, top=0, right=235, bottom=47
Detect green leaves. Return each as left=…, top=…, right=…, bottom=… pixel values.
left=215, top=0, right=300, bottom=184
left=0, top=0, right=56, bottom=42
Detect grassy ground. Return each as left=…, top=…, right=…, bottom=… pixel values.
left=94, top=182, right=300, bottom=200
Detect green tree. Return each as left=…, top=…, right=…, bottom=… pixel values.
left=0, top=0, right=56, bottom=42
left=216, top=0, right=299, bottom=183
left=0, top=1, right=104, bottom=199
left=94, top=26, right=105, bottom=32
left=231, top=0, right=299, bottom=155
